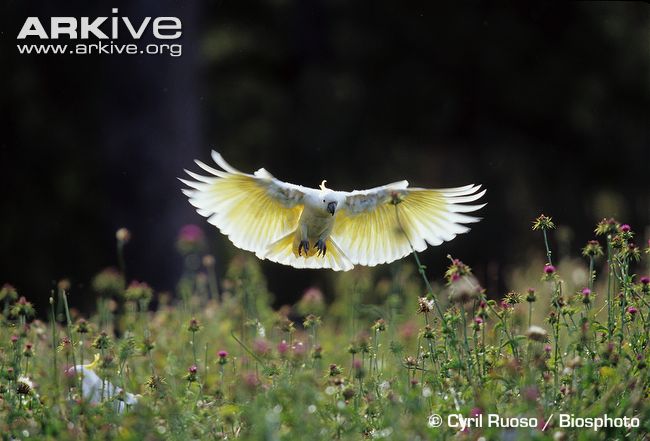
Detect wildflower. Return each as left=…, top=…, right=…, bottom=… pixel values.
left=277, top=340, right=289, bottom=357
left=92, top=331, right=112, bottom=350
left=58, top=279, right=71, bottom=292
left=619, top=224, right=631, bottom=233
left=75, top=318, right=90, bottom=334
left=417, top=297, right=433, bottom=313
left=303, top=314, right=321, bottom=329
left=141, top=335, right=155, bottom=354
left=371, top=318, right=386, bottom=332
left=292, top=341, right=307, bottom=358
left=57, top=337, right=73, bottom=354
left=329, top=364, right=342, bottom=376
left=10, top=334, right=19, bottom=344
left=405, top=356, right=417, bottom=368
left=526, top=325, right=549, bottom=342
left=581, top=240, right=604, bottom=258
left=242, top=371, right=259, bottom=390
left=23, top=343, right=33, bottom=358
left=312, top=344, right=322, bottom=359
left=423, top=325, right=435, bottom=339
left=92, top=268, right=125, bottom=298
left=176, top=224, right=206, bottom=254
left=217, top=350, right=229, bottom=365
left=342, top=387, right=356, bottom=400
left=641, top=276, right=650, bottom=285
left=444, top=256, right=472, bottom=284
left=145, top=375, right=168, bottom=399
left=525, top=288, right=537, bottom=303
left=16, top=376, right=33, bottom=395
left=353, top=359, right=365, bottom=379
left=621, top=243, right=641, bottom=261
left=186, top=365, right=198, bottom=383
left=595, top=218, right=619, bottom=236
left=116, top=227, right=131, bottom=244
left=627, top=306, right=638, bottom=316
left=505, top=291, right=522, bottom=306
left=532, top=214, right=555, bottom=231
left=10, top=297, right=35, bottom=319
left=124, top=281, right=153, bottom=304
left=187, top=318, right=201, bottom=333
left=276, top=316, right=295, bottom=334
left=202, top=254, right=215, bottom=267
left=253, top=338, right=271, bottom=356
left=544, top=264, right=556, bottom=275
left=296, top=287, right=325, bottom=315
left=581, top=288, right=592, bottom=305
left=0, top=284, right=18, bottom=302
left=357, top=334, right=370, bottom=354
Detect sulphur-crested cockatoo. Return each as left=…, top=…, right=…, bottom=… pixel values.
left=66, top=355, right=138, bottom=412
left=181, top=152, right=485, bottom=271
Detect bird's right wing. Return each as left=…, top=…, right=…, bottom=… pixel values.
left=180, top=151, right=311, bottom=256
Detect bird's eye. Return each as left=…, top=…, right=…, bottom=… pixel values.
left=323, top=199, right=326, bottom=203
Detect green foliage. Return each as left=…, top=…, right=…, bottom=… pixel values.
left=0, top=218, right=648, bottom=440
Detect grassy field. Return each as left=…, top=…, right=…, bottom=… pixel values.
left=0, top=216, right=648, bottom=440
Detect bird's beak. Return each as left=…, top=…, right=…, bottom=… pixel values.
left=327, top=201, right=337, bottom=216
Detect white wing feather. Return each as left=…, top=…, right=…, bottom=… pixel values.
left=180, top=151, right=314, bottom=257
left=332, top=183, right=485, bottom=266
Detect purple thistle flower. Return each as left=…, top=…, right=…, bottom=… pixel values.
left=544, top=264, right=556, bottom=274
left=620, top=224, right=631, bottom=233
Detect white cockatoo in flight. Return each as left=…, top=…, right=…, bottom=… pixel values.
left=181, top=152, right=485, bottom=271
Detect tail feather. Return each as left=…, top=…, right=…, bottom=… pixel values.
left=261, top=233, right=354, bottom=271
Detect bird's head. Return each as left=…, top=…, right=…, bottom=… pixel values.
left=319, top=180, right=339, bottom=216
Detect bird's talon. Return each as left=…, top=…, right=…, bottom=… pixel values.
left=298, top=240, right=309, bottom=256
left=315, top=239, right=327, bottom=257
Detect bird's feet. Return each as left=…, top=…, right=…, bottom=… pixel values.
left=298, top=240, right=309, bottom=256
left=315, top=239, right=327, bottom=257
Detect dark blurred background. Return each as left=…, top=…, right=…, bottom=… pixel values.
left=1, top=1, right=649, bottom=312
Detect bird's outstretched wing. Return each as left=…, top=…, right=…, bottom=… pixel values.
left=180, top=151, right=309, bottom=257
left=331, top=182, right=486, bottom=266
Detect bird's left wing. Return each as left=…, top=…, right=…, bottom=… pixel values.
left=331, top=182, right=486, bottom=266
left=180, top=151, right=309, bottom=256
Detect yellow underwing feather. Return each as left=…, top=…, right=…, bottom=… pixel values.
left=332, top=184, right=486, bottom=266
left=181, top=152, right=306, bottom=257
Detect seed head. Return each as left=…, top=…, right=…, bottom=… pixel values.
left=0, top=284, right=18, bottom=302
left=582, top=240, right=603, bottom=258
left=532, top=214, right=556, bottom=231
left=187, top=318, right=201, bottom=333
left=116, top=227, right=131, bottom=244
left=75, top=318, right=90, bottom=334
left=417, top=297, right=433, bottom=314
left=526, top=325, right=549, bottom=342
left=526, top=288, right=537, bottom=303
left=595, top=218, right=619, bottom=236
